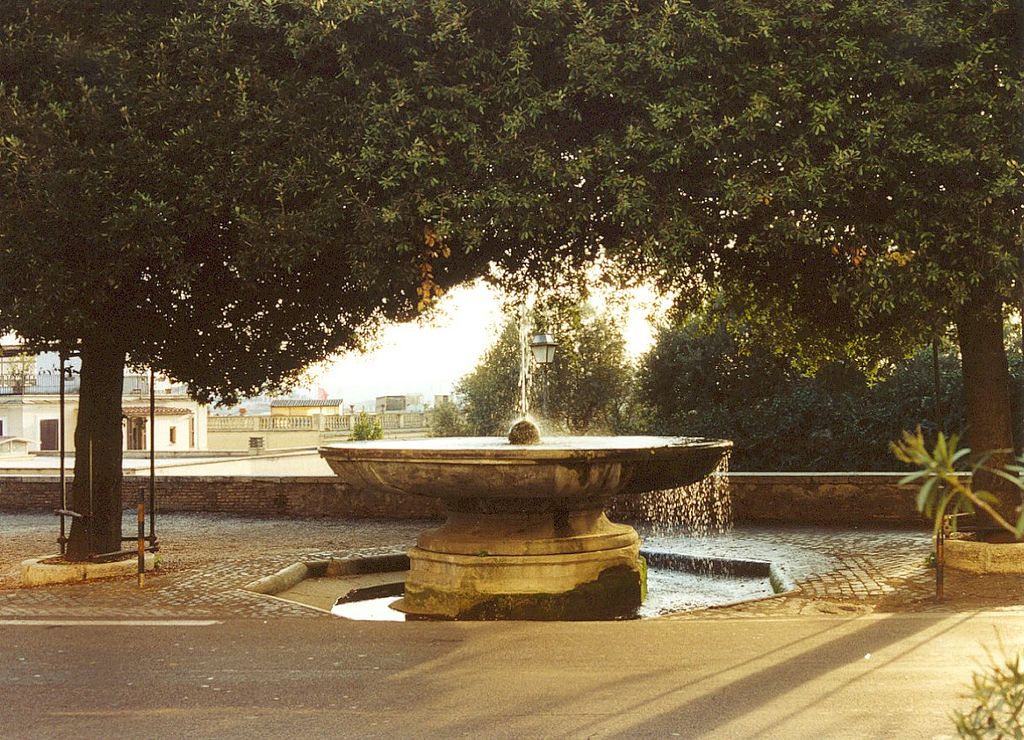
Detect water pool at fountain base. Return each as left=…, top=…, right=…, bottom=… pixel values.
left=642, top=571, right=775, bottom=616
left=259, top=546, right=793, bottom=621
left=327, top=570, right=781, bottom=621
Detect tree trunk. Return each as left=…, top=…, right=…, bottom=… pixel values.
left=66, top=338, right=127, bottom=560
left=956, top=302, right=1022, bottom=536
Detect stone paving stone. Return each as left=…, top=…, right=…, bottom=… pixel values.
left=1, top=512, right=1021, bottom=620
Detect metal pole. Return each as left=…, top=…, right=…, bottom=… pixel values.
left=149, top=369, right=157, bottom=549
left=543, top=365, right=549, bottom=418
left=931, top=336, right=947, bottom=596
left=58, top=351, right=67, bottom=555
left=931, top=338, right=943, bottom=435
left=88, top=438, right=94, bottom=557
left=137, top=488, right=145, bottom=589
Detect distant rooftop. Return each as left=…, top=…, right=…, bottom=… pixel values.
left=269, top=398, right=344, bottom=408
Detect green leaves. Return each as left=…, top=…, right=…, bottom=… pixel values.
left=350, top=411, right=383, bottom=441
left=457, top=299, right=636, bottom=436
left=2, top=0, right=1021, bottom=407
left=891, top=427, right=1024, bottom=540
left=953, top=646, right=1024, bottom=738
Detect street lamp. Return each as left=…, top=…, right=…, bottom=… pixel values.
left=529, top=332, right=557, bottom=417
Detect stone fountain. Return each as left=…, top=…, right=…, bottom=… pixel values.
left=319, top=428, right=731, bottom=620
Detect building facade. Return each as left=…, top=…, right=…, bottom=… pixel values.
left=0, top=349, right=208, bottom=453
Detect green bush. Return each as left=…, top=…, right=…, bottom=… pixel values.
left=457, top=301, right=635, bottom=435
left=430, top=400, right=470, bottom=437
left=350, top=412, right=383, bottom=441
left=635, top=315, right=1020, bottom=471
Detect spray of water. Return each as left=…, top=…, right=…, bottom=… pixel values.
left=517, top=302, right=533, bottom=420
left=633, top=452, right=733, bottom=538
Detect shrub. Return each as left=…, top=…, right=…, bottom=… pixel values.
left=953, top=648, right=1024, bottom=738
left=430, top=400, right=470, bottom=437
left=635, top=314, right=1008, bottom=471
left=350, top=412, right=383, bottom=441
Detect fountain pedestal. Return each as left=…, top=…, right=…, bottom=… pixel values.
left=396, top=501, right=645, bottom=620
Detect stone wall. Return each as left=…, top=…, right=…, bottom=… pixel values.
left=0, top=472, right=931, bottom=528
left=727, top=472, right=928, bottom=528
left=0, top=476, right=442, bottom=519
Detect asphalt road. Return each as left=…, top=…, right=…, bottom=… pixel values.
left=4, top=612, right=1022, bottom=738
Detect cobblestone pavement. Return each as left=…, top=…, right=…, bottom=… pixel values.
left=0, top=512, right=425, bottom=619
left=1, top=512, right=1021, bottom=620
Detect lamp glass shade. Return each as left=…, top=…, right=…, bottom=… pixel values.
left=529, top=334, right=557, bottom=365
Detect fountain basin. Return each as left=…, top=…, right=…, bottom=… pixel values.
left=319, top=435, right=732, bottom=620
left=319, top=436, right=731, bottom=500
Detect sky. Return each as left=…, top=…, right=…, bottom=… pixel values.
left=4, top=279, right=671, bottom=408
left=304, top=281, right=505, bottom=405
left=304, top=279, right=670, bottom=407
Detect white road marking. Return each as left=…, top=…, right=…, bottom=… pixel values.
left=0, top=619, right=222, bottom=627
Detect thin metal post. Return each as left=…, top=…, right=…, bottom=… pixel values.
left=58, top=351, right=67, bottom=555
left=542, top=365, right=549, bottom=418
left=137, top=488, right=145, bottom=589
left=149, top=369, right=157, bottom=549
left=931, top=338, right=943, bottom=436
left=88, top=438, right=94, bottom=557
left=1015, top=0, right=1024, bottom=454
left=935, top=515, right=947, bottom=602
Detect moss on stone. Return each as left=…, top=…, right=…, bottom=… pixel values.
left=507, top=419, right=541, bottom=445
left=404, top=564, right=645, bottom=621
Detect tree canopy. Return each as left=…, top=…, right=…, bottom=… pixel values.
left=2, top=0, right=1021, bottom=553
left=0, top=0, right=563, bottom=402
left=5, top=0, right=1018, bottom=401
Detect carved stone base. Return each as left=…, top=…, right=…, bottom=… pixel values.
left=395, top=505, right=646, bottom=620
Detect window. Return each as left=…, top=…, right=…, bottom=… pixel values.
left=0, top=418, right=5, bottom=436
left=169, top=426, right=177, bottom=445
left=127, top=418, right=147, bottom=450
left=40, top=419, right=59, bottom=450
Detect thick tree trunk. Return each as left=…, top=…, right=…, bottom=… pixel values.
left=66, top=338, right=127, bottom=560
left=956, top=302, right=1022, bottom=536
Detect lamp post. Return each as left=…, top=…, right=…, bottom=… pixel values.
left=529, top=332, right=557, bottom=417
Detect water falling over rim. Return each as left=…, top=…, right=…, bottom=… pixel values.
left=626, top=452, right=733, bottom=538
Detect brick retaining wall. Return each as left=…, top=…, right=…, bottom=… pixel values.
left=0, top=472, right=930, bottom=528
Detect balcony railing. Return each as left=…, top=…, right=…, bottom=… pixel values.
left=0, top=374, right=189, bottom=397
left=207, top=411, right=432, bottom=434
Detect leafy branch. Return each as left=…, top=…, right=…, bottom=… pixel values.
left=953, top=644, right=1024, bottom=739
left=890, top=428, right=1024, bottom=540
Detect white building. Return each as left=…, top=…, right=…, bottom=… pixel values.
left=0, top=347, right=208, bottom=453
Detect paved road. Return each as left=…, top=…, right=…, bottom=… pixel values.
left=3, top=613, right=1023, bottom=738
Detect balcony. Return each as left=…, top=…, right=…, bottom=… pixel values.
left=207, top=411, right=432, bottom=436
left=0, top=374, right=189, bottom=397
